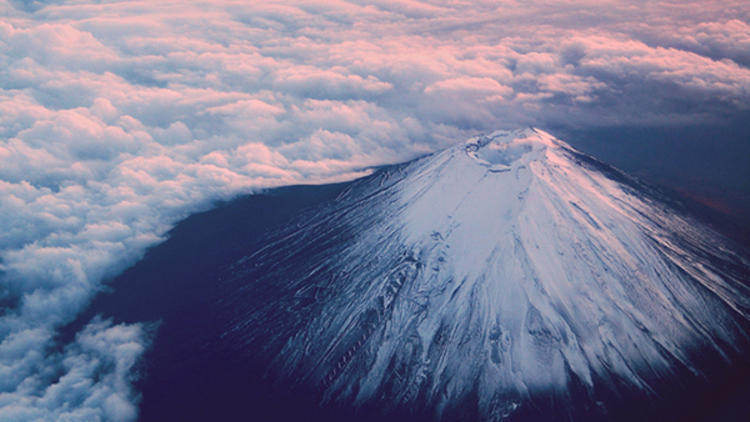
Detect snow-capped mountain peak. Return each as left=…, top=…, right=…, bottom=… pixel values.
left=219, top=129, right=750, bottom=421
left=464, top=128, right=554, bottom=170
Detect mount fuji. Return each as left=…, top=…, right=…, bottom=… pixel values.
left=208, top=128, right=750, bottom=421
left=86, top=128, right=750, bottom=421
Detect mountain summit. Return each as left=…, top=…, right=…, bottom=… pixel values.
left=218, top=129, right=750, bottom=421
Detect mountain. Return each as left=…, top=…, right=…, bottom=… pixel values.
left=213, top=128, right=750, bottom=421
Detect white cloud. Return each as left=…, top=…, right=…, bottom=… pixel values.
left=0, top=319, right=151, bottom=422
left=0, top=0, right=748, bottom=420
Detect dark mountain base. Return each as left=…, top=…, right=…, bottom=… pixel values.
left=63, top=169, right=750, bottom=422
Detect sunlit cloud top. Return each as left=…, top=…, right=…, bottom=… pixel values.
left=1, top=1, right=749, bottom=420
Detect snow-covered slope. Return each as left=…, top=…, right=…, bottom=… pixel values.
left=218, top=129, right=750, bottom=420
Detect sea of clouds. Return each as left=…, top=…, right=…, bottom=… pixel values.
left=0, top=1, right=749, bottom=420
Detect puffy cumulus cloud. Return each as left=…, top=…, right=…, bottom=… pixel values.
left=0, top=319, right=151, bottom=422
left=0, top=0, right=748, bottom=420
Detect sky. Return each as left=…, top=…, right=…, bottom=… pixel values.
left=0, top=1, right=749, bottom=420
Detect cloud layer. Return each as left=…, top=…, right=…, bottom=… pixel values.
left=1, top=1, right=749, bottom=420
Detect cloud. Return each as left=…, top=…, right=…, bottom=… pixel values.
left=0, top=318, right=152, bottom=422
left=0, top=0, right=748, bottom=420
